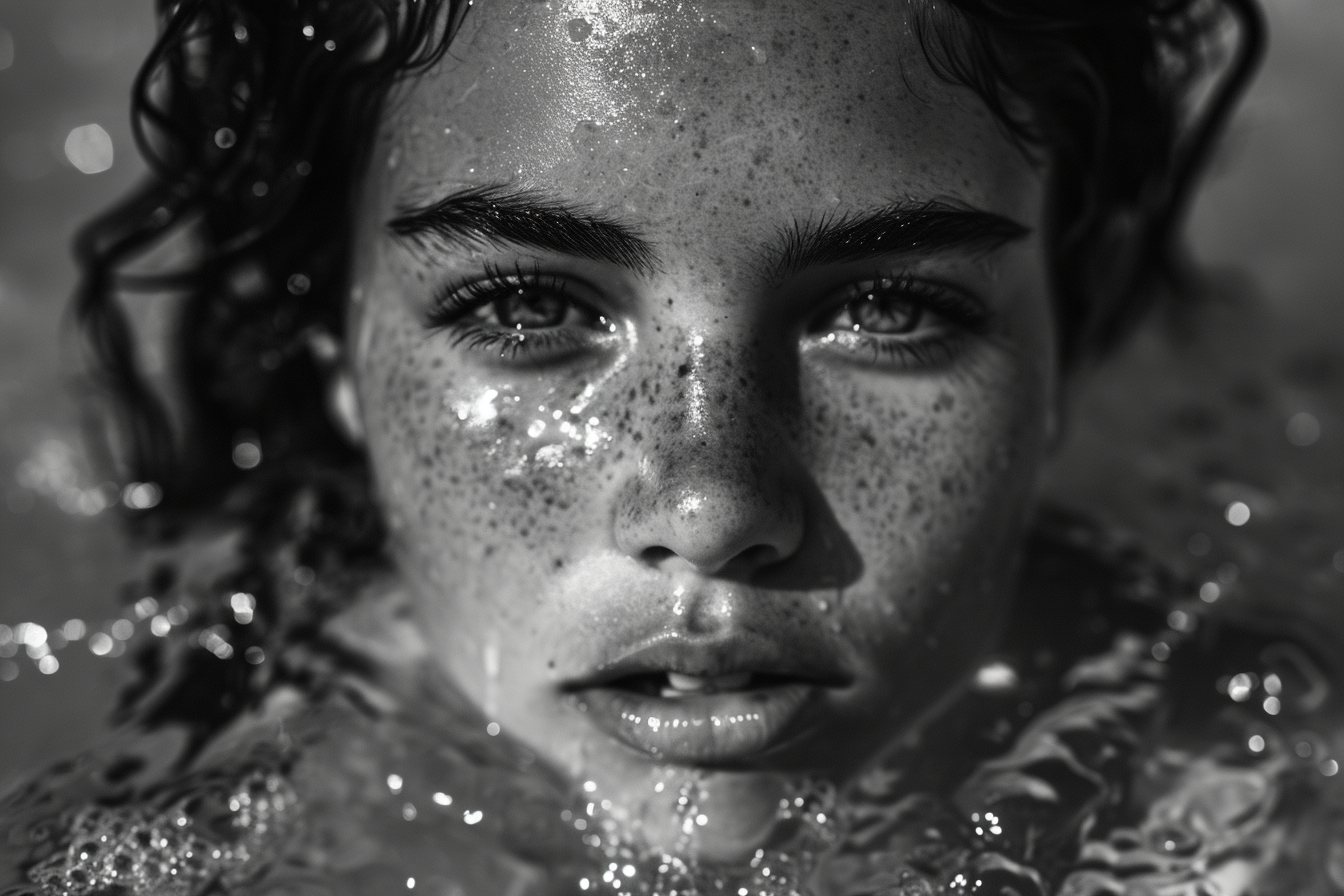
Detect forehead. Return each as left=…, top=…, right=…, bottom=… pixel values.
left=379, top=0, right=1033, bottom=234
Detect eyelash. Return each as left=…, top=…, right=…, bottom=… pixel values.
left=425, top=262, right=615, bottom=360
left=425, top=266, right=989, bottom=368
left=807, top=274, right=990, bottom=369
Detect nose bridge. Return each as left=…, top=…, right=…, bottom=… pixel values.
left=613, top=330, right=805, bottom=576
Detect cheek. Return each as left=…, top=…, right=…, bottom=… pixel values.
left=355, top=305, right=624, bottom=619
left=800, top=352, right=1048, bottom=629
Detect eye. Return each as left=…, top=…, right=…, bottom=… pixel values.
left=426, top=264, right=618, bottom=361
left=808, top=274, right=989, bottom=369
left=833, top=279, right=924, bottom=335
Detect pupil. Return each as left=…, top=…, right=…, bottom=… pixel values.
left=496, top=288, right=567, bottom=329
left=852, top=291, right=920, bottom=334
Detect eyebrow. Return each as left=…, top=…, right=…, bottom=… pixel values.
left=764, top=201, right=1030, bottom=283
left=388, top=185, right=1029, bottom=283
left=387, top=184, right=659, bottom=275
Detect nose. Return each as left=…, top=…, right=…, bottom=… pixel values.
left=612, top=340, right=806, bottom=579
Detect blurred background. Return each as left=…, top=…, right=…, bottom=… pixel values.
left=0, top=0, right=1341, bottom=791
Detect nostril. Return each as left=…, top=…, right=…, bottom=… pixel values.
left=638, top=546, right=678, bottom=567
left=733, top=543, right=782, bottom=572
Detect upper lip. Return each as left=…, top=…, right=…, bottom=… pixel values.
left=563, top=631, right=852, bottom=691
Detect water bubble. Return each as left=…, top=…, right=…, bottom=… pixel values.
left=0, top=661, right=17, bottom=682
left=62, top=619, right=86, bottom=641
left=974, top=662, right=1018, bottom=691
left=406, top=878, right=415, bottom=889
left=88, top=632, right=113, bottom=655
left=324, top=39, right=336, bottom=52
left=0, top=29, right=14, bottom=71
left=244, top=646, right=265, bottom=664
left=1262, top=696, right=1281, bottom=715
left=1227, top=672, right=1256, bottom=702
left=214, top=127, right=237, bottom=149
left=1247, top=734, right=1266, bottom=753
left=1187, top=532, right=1211, bottom=556
left=387, top=774, right=404, bottom=793
left=64, top=124, right=113, bottom=174
left=1199, top=582, right=1220, bottom=602
left=233, top=24, right=248, bottom=43
left=463, top=809, right=483, bottom=825
left=301, top=24, right=315, bottom=39
left=1224, top=501, right=1251, bottom=527
left=402, top=803, right=417, bottom=821
left=287, top=272, right=311, bottom=295
left=122, top=481, right=162, bottom=510
left=232, top=436, right=262, bottom=470
left=433, top=792, right=452, bottom=806
left=748, top=44, right=767, bottom=64
left=1286, top=412, right=1321, bottom=447
left=38, top=655, right=59, bottom=675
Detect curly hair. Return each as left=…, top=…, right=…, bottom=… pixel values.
left=75, top=0, right=1264, bottom=738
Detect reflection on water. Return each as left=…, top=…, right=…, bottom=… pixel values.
left=2, top=511, right=1341, bottom=895
left=0, top=7, right=1343, bottom=894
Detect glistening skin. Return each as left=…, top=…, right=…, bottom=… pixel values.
left=343, top=0, right=1058, bottom=862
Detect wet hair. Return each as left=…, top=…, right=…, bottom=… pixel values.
left=77, top=0, right=1263, bottom=736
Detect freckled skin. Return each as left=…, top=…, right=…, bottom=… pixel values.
left=348, top=0, right=1057, bottom=860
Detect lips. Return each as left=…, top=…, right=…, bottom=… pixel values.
left=564, top=634, right=850, bottom=764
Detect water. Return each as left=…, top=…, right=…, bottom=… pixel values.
left=2, top=504, right=1340, bottom=896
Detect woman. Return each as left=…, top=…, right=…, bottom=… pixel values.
left=4, top=1, right=1338, bottom=894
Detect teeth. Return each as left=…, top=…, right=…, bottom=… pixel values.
left=667, top=672, right=708, bottom=692
left=660, top=671, right=753, bottom=698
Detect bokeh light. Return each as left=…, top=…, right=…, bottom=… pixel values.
left=63, top=123, right=114, bottom=174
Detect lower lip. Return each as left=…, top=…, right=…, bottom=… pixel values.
left=574, top=684, right=821, bottom=764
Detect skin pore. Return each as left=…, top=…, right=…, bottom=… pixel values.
left=346, top=0, right=1058, bottom=863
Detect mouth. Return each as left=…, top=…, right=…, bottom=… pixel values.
left=564, top=637, right=849, bottom=765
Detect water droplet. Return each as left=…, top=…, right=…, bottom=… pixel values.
left=974, top=661, right=1018, bottom=691
left=64, top=124, right=113, bottom=174
left=1228, top=672, right=1256, bottom=702
left=232, top=438, right=262, bottom=470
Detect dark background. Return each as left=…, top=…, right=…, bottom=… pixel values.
left=1, top=0, right=1341, bottom=790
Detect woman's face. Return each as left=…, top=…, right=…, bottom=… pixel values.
left=349, top=0, right=1056, bottom=844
